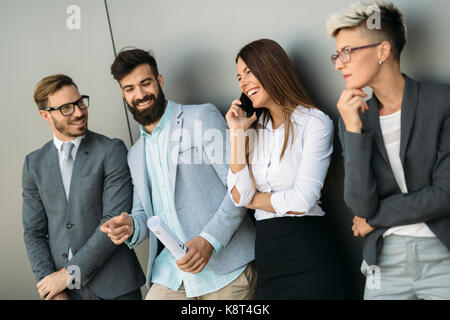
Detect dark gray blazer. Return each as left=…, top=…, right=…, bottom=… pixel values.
left=338, top=75, right=450, bottom=266
left=22, top=130, right=145, bottom=299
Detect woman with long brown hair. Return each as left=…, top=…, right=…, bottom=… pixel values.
left=225, top=39, right=345, bottom=299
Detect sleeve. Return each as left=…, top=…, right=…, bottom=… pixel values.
left=367, top=110, right=450, bottom=227
left=338, top=117, right=379, bottom=219
left=227, top=166, right=256, bottom=207
left=200, top=232, right=223, bottom=255
left=125, top=183, right=150, bottom=249
left=270, top=116, right=334, bottom=215
left=125, top=216, right=141, bottom=248
left=22, top=155, right=57, bottom=282
left=64, top=139, right=133, bottom=286
left=197, top=104, right=248, bottom=248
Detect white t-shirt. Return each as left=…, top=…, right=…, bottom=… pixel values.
left=227, top=105, right=333, bottom=221
left=379, top=110, right=435, bottom=238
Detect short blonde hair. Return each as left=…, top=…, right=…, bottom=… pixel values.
left=326, top=1, right=407, bottom=61
left=33, top=74, right=77, bottom=110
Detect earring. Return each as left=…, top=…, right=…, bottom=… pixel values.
left=379, top=60, right=383, bottom=65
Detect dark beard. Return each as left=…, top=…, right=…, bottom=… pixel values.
left=127, top=87, right=166, bottom=126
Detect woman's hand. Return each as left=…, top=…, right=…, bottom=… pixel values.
left=225, top=98, right=257, bottom=131
left=352, top=216, right=375, bottom=238
left=245, top=192, right=271, bottom=211
left=336, top=89, right=369, bottom=133
left=245, top=192, right=304, bottom=215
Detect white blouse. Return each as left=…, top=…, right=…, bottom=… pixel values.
left=227, top=105, right=334, bottom=221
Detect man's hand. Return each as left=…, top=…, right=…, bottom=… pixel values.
left=352, top=216, right=375, bottom=238
left=100, top=212, right=134, bottom=245
left=51, top=291, right=70, bottom=300
left=37, top=268, right=72, bottom=300
left=176, top=236, right=213, bottom=274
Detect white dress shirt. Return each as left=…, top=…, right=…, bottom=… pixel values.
left=53, top=135, right=84, bottom=260
left=53, top=135, right=83, bottom=177
left=379, top=110, right=435, bottom=238
left=227, top=105, right=334, bottom=221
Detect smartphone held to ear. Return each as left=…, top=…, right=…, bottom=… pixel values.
left=239, top=93, right=256, bottom=118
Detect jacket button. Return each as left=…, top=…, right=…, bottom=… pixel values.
left=66, top=223, right=73, bottom=229
left=62, top=253, right=68, bottom=259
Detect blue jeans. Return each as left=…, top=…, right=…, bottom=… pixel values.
left=362, top=235, right=450, bottom=300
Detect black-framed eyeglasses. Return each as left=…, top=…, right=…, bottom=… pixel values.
left=331, top=43, right=382, bottom=66
left=45, top=95, right=90, bottom=116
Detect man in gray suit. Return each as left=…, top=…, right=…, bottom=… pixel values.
left=22, top=74, right=145, bottom=300
left=101, top=48, right=256, bottom=300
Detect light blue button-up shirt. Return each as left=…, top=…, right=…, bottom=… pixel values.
left=131, top=101, right=245, bottom=297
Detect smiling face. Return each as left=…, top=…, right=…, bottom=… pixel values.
left=40, top=84, right=88, bottom=141
left=334, top=27, right=383, bottom=89
left=236, top=57, right=276, bottom=109
left=120, top=63, right=166, bottom=126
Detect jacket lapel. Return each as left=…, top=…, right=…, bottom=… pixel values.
left=134, top=137, right=153, bottom=215
left=366, top=75, right=418, bottom=169
left=399, top=76, right=419, bottom=164
left=169, top=102, right=183, bottom=196
left=47, top=142, right=68, bottom=205
left=367, top=97, right=390, bottom=164
left=67, top=131, right=91, bottom=204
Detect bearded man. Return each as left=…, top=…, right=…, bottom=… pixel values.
left=100, top=48, right=256, bottom=300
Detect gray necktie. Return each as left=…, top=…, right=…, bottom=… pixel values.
left=62, top=142, right=74, bottom=200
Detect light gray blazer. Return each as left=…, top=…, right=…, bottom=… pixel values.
left=22, top=130, right=145, bottom=299
left=126, top=101, right=256, bottom=287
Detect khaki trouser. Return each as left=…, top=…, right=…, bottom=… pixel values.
left=146, top=262, right=256, bottom=300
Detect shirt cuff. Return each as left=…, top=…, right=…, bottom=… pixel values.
left=200, top=232, right=223, bottom=255
left=227, top=166, right=255, bottom=206
left=270, top=191, right=289, bottom=216
left=125, top=216, right=140, bottom=248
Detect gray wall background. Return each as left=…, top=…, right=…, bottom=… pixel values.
left=1, top=0, right=449, bottom=299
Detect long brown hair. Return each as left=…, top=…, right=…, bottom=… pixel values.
left=236, top=39, right=315, bottom=169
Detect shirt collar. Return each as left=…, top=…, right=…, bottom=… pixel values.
left=140, top=100, right=172, bottom=138
left=53, top=134, right=84, bottom=152
left=257, top=105, right=310, bottom=130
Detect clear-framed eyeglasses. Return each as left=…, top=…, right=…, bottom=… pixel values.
left=331, top=43, right=382, bottom=66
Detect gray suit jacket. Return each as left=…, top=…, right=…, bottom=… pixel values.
left=22, top=130, right=145, bottom=299
left=338, top=75, right=450, bottom=266
left=126, top=101, right=256, bottom=288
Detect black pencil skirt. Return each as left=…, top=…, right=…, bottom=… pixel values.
left=254, top=216, right=346, bottom=300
